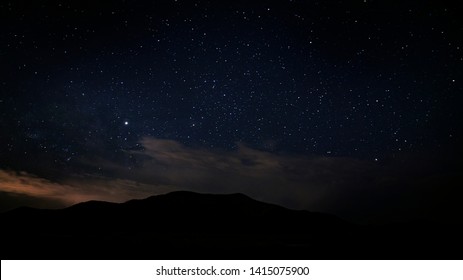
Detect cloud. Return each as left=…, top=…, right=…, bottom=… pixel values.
left=0, top=170, right=82, bottom=202
left=0, top=169, right=173, bottom=211
left=2, top=137, right=461, bottom=224
left=98, top=137, right=462, bottom=223
left=94, top=137, right=383, bottom=213
left=2, top=138, right=377, bottom=214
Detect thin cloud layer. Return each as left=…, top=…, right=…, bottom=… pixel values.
left=0, top=169, right=172, bottom=210
left=128, top=137, right=378, bottom=209
left=1, top=137, right=460, bottom=224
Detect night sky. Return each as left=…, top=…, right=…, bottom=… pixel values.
left=1, top=0, right=462, bottom=224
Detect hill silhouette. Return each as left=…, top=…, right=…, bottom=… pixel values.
left=1, top=191, right=461, bottom=259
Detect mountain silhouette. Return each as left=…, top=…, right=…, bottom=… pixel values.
left=1, top=191, right=461, bottom=259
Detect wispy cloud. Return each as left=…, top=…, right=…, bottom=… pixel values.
left=0, top=169, right=173, bottom=208
left=92, top=137, right=382, bottom=212
left=2, top=137, right=459, bottom=223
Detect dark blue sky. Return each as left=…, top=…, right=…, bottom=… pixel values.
left=0, top=0, right=462, bottom=223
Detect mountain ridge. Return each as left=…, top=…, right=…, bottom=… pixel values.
left=1, top=191, right=461, bottom=259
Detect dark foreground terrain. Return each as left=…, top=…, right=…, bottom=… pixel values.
left=1, top=191, right=461, bottom=259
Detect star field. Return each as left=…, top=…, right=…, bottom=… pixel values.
left=0, top=0, right=462, bottom=220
